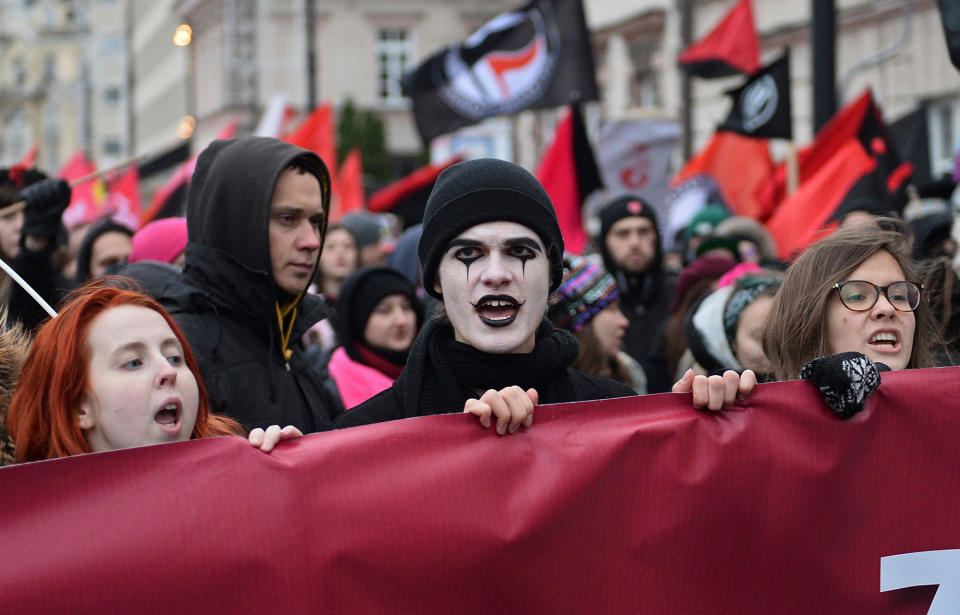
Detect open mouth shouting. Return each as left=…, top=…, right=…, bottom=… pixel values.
left=867, top=330, right=901, bottom=354
left=154, top=397, right=183, bottom=436
left=472, top=294, right=526, bottom=328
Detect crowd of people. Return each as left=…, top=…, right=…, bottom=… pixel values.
left=0, top=135, right=955, bottom=465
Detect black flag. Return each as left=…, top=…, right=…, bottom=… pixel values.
left=718, top=53, right=792, bottom=140
left=402, top=0, right=598, bottom=145
left=939, top=0, right=960, bottom=71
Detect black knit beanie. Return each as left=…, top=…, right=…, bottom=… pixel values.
left=599, top=195, right=658, bottom=241
left=418, top=158, right=564, bottom=300
left=597, top=194, right=661, bottom=277
left=334, top=266, right=422, bottom=361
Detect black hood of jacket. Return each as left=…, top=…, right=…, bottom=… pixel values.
left=179, top=136, right=331, bottom=316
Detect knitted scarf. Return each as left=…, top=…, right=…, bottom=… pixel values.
left=395, top=318, right=580, bottom=418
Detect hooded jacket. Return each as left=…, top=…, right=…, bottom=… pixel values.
left=159, top=137, right=334, bottom=433
left=598, top=208, right=676, bottom=393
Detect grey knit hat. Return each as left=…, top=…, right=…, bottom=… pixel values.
left=418, top=158, right=564, bottom=299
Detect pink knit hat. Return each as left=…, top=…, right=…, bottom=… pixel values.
left=129, top=217, right=188, bottom=264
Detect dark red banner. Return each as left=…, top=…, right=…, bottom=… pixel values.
left=3, top=367, right=960, bottom=613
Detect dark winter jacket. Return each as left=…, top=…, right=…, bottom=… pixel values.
left=334, top=318, right=636, bottom=429
left=599, top=217, right=676, bottom=393
left=159, top=137, right=335, bottom=433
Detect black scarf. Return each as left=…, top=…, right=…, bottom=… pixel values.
left=395, top=318, right=580, bottom=418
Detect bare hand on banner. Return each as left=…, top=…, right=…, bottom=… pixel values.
left=246, top=425, right=303, bottom=453
left=464, top=386, right=537, bottom=435
left=672, top=368, right=757, bottom=411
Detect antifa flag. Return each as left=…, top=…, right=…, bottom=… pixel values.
left=535, top=105, right=603, bottom=254
left=402, top=0, right=599, bottom=145
left=718, top=52, right=792, bottom=140
left=678, top=0, right=760, bottom=78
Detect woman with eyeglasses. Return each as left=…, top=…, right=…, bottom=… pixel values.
left=761, top=221, right=942, bottom=381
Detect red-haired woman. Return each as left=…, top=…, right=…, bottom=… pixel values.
left=7, top=282, right=301, bottom=463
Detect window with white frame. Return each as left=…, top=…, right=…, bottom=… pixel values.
left=927, top=97, right=960, bottom=178
left=376, top=28, right=411, bottom=106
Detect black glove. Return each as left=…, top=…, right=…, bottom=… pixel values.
left=20, top=178, right=71, bottom=238
left=798, top=352, right=881, bottom=419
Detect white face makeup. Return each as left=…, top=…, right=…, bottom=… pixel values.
left=77, top=305, right=200, bottom=452
left=435, top=221, right=550, bottom=354
left=825, top=250, right=916, bottom=371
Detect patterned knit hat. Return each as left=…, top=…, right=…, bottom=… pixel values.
left=722, top=275, right=783, bottom=347
left=548, top=255, right=620, bottom=332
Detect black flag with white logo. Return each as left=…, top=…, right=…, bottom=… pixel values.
left=718, top=52, right=792, bottom=140
left=402, top=0, right=598, bottom=145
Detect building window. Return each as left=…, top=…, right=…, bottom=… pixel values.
left=376, top=28, right=411, bottom=106
left=103, top=140, right=122, bottom=155
left=928, top=99, right=960, bottom=178
left=43, top=54, right=56, bottom=83
left=104, top=86, right=121, bottom=104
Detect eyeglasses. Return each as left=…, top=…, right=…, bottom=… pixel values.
left=832, top=280, right=922, bottom=312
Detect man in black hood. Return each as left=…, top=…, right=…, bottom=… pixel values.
left=160, top=136, right=335, bottom=433
left=598, top=196, right=676, bottom=392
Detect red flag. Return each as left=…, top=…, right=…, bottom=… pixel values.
left=104, top=165, right=142, bottom=231
left=671, top=131, right=775, bottom=220
left=141, top=122, right=237, bottom=224
left=17, top=143, right=38, bottom=169
left=333, top=149, right=364, bottom=221
left=678, top=0, right=760, bottom=78
left=283, top=102, right=337, bottom=187
left=765, top=139, right=876, bottom=259
left=58, top=150, right=104, bottom=229
left=535, top=105, right=603, bottom=255
left=757, top=91, right=877, bottom=211
left=367, top=156, right=461, bottom=228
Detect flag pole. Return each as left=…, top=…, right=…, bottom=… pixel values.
left=785, top=141, right=799, bottom=196
left=0, top=150, right=154, bottom=218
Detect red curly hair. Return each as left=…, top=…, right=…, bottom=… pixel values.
left=7, top=280, right=242, bottom=462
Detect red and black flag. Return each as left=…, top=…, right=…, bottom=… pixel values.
left=765, top=92, right=913, bottom=259
left=367, top=157, right=462, bottom=228
left=718, top=52, right=792, bottom=140
left=678, top=0, right=760, bottom=79
left=402, top=0, right=598, bottom=145
left=535, top=104, right=604, bottom=254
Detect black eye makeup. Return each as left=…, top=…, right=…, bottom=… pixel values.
left=505, top=238, right=542, bottom=273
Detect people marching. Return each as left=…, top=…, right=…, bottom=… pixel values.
left=0, top=134, right=955, bottom=465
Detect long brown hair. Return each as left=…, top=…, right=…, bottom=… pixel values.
left=571, top=323, right=631, bottom=385
left=762, top=221, right=939, bottom=380
left=8, top=281, right=242, bottom=462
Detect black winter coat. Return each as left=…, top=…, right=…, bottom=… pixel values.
left=159, top=137, right=335, bottom=433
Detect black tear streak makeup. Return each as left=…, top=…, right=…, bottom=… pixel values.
left=505, top=238, right=542, bottom=278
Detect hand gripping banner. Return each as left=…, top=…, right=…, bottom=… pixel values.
left=3, top=367, right=960, bottom=613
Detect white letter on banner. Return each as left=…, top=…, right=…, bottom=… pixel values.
left=881, top=550, right=960, bottom=613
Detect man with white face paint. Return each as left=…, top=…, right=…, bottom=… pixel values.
left=335, top=158, right=636, bottom=433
